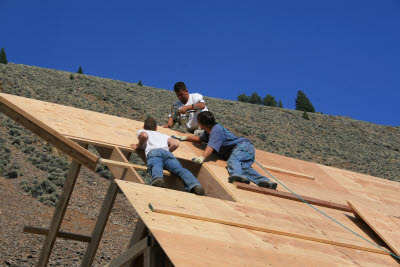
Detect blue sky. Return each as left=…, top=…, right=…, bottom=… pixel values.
left=2, top=0, right=399, bottom=126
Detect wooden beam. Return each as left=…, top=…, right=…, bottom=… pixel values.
left=100, top=158, right=170, bottom=177
left=234, top=182, right=352, bottom=212
left=23, top=225, right=91, bottom=243
left=348, top=201, right=400, bottom=258
left=149, top=202, right=389, bottom=255
left=126, top=218, right=148, bottom=267
left=36, top=160, right=82, bottom=267
left=81, top=147, right=144, bottom=267
left=261, top=164, right=315, bottom=180
left=106, top=147, right=145, bottom=184
left=66, top=135, right=135, bottom=152
left=0, top=94, right=98, bottom=171
left=200, top=164, right=238, bottom=202
left=104, top=236, right=149, bottom=267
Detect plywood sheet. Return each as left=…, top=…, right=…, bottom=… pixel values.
left=348, top=201, right=400, bottom=258
left=116, top=181, right=398, bottom=266
left=0, top=93, right=197, bottom=161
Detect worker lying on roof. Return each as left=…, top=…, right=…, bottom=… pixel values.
left=173, top=111, right=278, bottom=190
left=130, top=117, right=205, bottom=195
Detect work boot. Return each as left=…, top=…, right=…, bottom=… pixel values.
left=191, top=185, right=205, bottom=196
left=149, top=177, right=164, bottom=187
left=258, top=180, right=278, bottom=190
left=228, top=176, right=250, bottom=184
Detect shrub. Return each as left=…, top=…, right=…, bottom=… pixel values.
left=237, top=93, right=250, bottom=103
left=249, top=92, right=262, bottom=105
left=6, top=170, right=18, bottom=179
left=303, top=111, right=310, bottom=120
left=70, top=74, right=74, bottom=80
left=262, top=94, right=277, bottom=107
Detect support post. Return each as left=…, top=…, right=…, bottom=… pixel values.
left=104, top=237, right=149, bottom=267
left=36, top=160, right=82, bottom=267
left=81, top=147, right=143, bottom=267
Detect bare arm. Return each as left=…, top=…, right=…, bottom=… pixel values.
left=167, top=138, right=179, bottom=152
left=179, top=102, right=206, bottom=114
left=201, top=146, right=214, bottom=160
left=162, top=117, right=174, bottom=128
left=130, top=132, right=148, bottom=151
left=186, top=135, right=201, bottom=143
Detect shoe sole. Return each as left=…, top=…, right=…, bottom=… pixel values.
left=150, top=178, right=164, bottom=187
left=228, top=176, right=250, bottom=184
left=195, top=186, right=205, bottom=196
left=259, top=181, right=278, bottom=190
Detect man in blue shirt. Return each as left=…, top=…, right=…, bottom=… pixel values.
left=173, top=111, right=277, bottom=189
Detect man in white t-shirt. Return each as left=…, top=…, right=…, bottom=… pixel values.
left=162, top=81, right=208, bottom=136
left=131, top=117, right=205, bottom=195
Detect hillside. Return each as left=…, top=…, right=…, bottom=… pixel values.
left=0, top=63, right=399, bottom=266
left=1, top=63, right=399, bottom=182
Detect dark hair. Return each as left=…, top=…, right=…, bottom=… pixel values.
left=197, top=111, right=217, bottom=128
left=144, top=117, right=157, bottom=130
left=174, top=82, right=187, bottom=92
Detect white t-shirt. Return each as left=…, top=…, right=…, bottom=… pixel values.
left=137, top=130, right=171, bottom=156
left=170, top=93, right=208, bottom=130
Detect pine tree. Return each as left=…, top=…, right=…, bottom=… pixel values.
left=262, top=94, right=277, bottom=107
left=237, top=93, right=250, bottom=103
left=295, top=90, right=315, bottom=112
left=69, top=74, right=74, bottom=80
left=250, top=92, right=262, bottom=105
left=0, top=48, right=8, bottom=64
left=77, top=66, right=83, bottom=74
left=138, top=80, right=143, bottom=86
left=278, top=99, right=283, bottom=108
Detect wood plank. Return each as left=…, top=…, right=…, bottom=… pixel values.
left=116, top=181, right=399, bottom=266
left=67, top=135, right=134, bottom=151
left=0, top=93, right=98, bottom=171
left=23, top=225, right=91, bottom=243
left=261, top=164, right=315, bottom=180
left=107, top=147, right=144, bottom=184
left=105, top=237, right=149, bottom=267
left=199, top=164, right=238, bottom=202
left=37, top=160, right=82, bottom=267
left=125, top=218, right=148, bottom=267
left=348, top=201, right=400, bottom=258
left=234, top=182, right=352, bottom=212
left=100, top=158, right=171, bottom=177
left=149, top=202, right=388, bottom=255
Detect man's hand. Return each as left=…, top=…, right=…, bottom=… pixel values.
left=172, top=135, right=188, bottom=141
left=162, top=117, right=174, bottom=128
left=178, top=105, right=190, bottom=114
left=130, top=144, right=140, bottom=151
left=192, top=156, right=204, bottom=164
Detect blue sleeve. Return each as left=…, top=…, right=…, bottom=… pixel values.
left=199, top=131, right=208, bottom=143
left=207, top=125, right=226, bottom=152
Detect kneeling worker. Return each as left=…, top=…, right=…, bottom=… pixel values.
left=173, top=111, right=278, bottom=189
left=162, top=81, right=208, bottom=136
left=131, top=117, right=205, bottom=195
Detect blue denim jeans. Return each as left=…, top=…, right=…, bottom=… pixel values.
left=227, top=141, right=271, bottom=185
left=147, top=148, right=201, bottom=192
